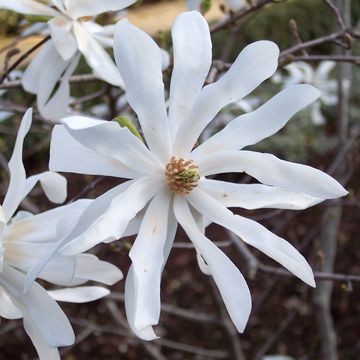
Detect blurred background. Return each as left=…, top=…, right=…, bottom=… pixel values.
left=0, top=0, right=359, bottom=359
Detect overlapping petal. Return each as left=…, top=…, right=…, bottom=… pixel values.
left=0, top=0, right=59, bottom=16
left=48, top=286, right=110, bottom=303
left=174, top=40, right=280, bottom=157
left=23, top=318, right=61, bottom=360
left=2, top=109, right=32, bottom=221
left=114, top=19, right=171, bottom=163
left=168, top=11, right=212, bottom=138
left=73, top=21, right=124, bottom=87
left=23, top=171, right=67, bottom=204
left=197, top=150, right=347, bottom=199
left=61, top=117, right=163, bottom=176
left=174, top=196, right=251, bottom=332
left=129, top=191, right=171, bottom=332
left=50, top=125, right=140, bottom=179
left=48, top=16, right=77, bottom=60
left=0, top=264, right=75, bottom=348
left=65, top=0, right=137, bottom=19
left=198, top=179, right=322, bottom=210
left=192, top=84, right=321, bottom=158
left=187, top=189, right=315, bottom=286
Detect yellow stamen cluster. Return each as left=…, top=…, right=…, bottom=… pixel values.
left=165, top=156, right=200, bottom=195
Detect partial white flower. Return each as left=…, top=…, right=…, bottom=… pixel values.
left=0, top=109, right=123, bottom=359
left=43, top=12, right=346, bottom=341
left=0, top=0, right=137, bottom=121
left=274, top=61, right=338, bottom=125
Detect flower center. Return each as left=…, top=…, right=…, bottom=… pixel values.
left=165, top=157, right=200, bottom=195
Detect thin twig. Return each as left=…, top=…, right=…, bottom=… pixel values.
left=0, top=35, right=50, bottom=85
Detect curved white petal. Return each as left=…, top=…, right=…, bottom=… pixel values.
left=73, top=254, right=123, bottom=285
left=174, top=41, right=280, bottom=157
left=168, top=11, right=212, bottom=138
left=0, top=286, right=22, bottom=319
left=0, top=265, right=74, bottom=348
left=23, top=319, right=61, bottom=360
left=2, top=108, right=32, bottom=221
left=23, top=171, right=67, bottom=204
left=125, top=206, right=177, bottom=340
left=31, top=178, right=160, bottom=292
left=61, top=116, right=162, bottom=175
left=22, top=43, right=52, bottom=94
left=125, top=266, right=159, bottom=340
left=114, top=19, right=171, bottom=164
left=50, top=125, right=139, bottom=179
left=187, top=189, right=315, bottom=286
left=197, top=150, right=348, bottom=199
left=174, top=196, right=251, bottom=332
left=48, top=286, right=110, bottom=303
left=66, top=0, right=136, bottom=18
left=198, top=179, right=323, bottom=210
left=37, top=51, right=79, bottom=122
left=129, top=191, right=171, bottom=331
left=192, top=84, right=321, bottom=157
left=6, top=200, right=89, bottom=244
left=48, top=16, right=77, bottom=61
left=73, top=21, right=124, bottom=87
left=0, top=0, right=58, bottom=16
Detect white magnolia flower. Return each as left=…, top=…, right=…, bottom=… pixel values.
left=40, top=12, right=346, bottom=340
left=273, top=61, right=338, bottom=125
left=0, top=0, right=137, bottom=121
left=0, top=109, right=123, bottom=359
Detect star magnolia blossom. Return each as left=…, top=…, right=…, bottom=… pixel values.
left=273, top=61, right=338, bottom=125
left=0, top=0, right=137, bottom=121
left=0, top=109, right=123, bottom=359
left=42, top=12, right=346, bottom=340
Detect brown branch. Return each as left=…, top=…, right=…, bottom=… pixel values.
left=323, top=0, right=346, bottom=30
left=210, top=0, right=287, bottom=34
left=0, top=35, right=50, bottom=86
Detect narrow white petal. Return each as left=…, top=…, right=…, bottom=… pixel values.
left=0, top=265, right=74, bottom=347
left=114, top=19, right=171, bottom=164
left=48, top=286, right=110, bottom=303
left=23, top=171, right=67, bottom=204
left=48, top=16, right=77, bottom=61
left=26, top=177, right=163, bottom=291
left=73, top=254, right=123, bottom=285
left=23, top=319, right=61, bottom=360
left=0, top=287, right=22, bottom=319
left=174, top=196, right=251, bottom=332
left=6, top=200, right=89, bottom=244
left=2, top=109, right=32, bottom=221
left=197, top=150, right=348, bottom=199
left=125, top=266, right=159, bottom=340
left=50, top=125, right=139, bottom=178
left=61, top=117, right=163, bottom=176
left=192, top=84, right=321, bottom=157
left=66, top=0, right=136, bottom=19
left=22, top=43, right=52, bottom=94
left=199, top=179, right=322, bottom=210
left=73, top=22, right=124, bottom=87
left=125, top=207, right=177, bottom=340
left=174, top=41, right=279, bottom=157
left=169, top=11, right=212, bottom=138
left=0, top=0, right=58, bottom=16
left=129, top=192, right=171, bottom=331
left=188, top=189, right=316, bottom=286
left=33, top=42, right=78, bottom=121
